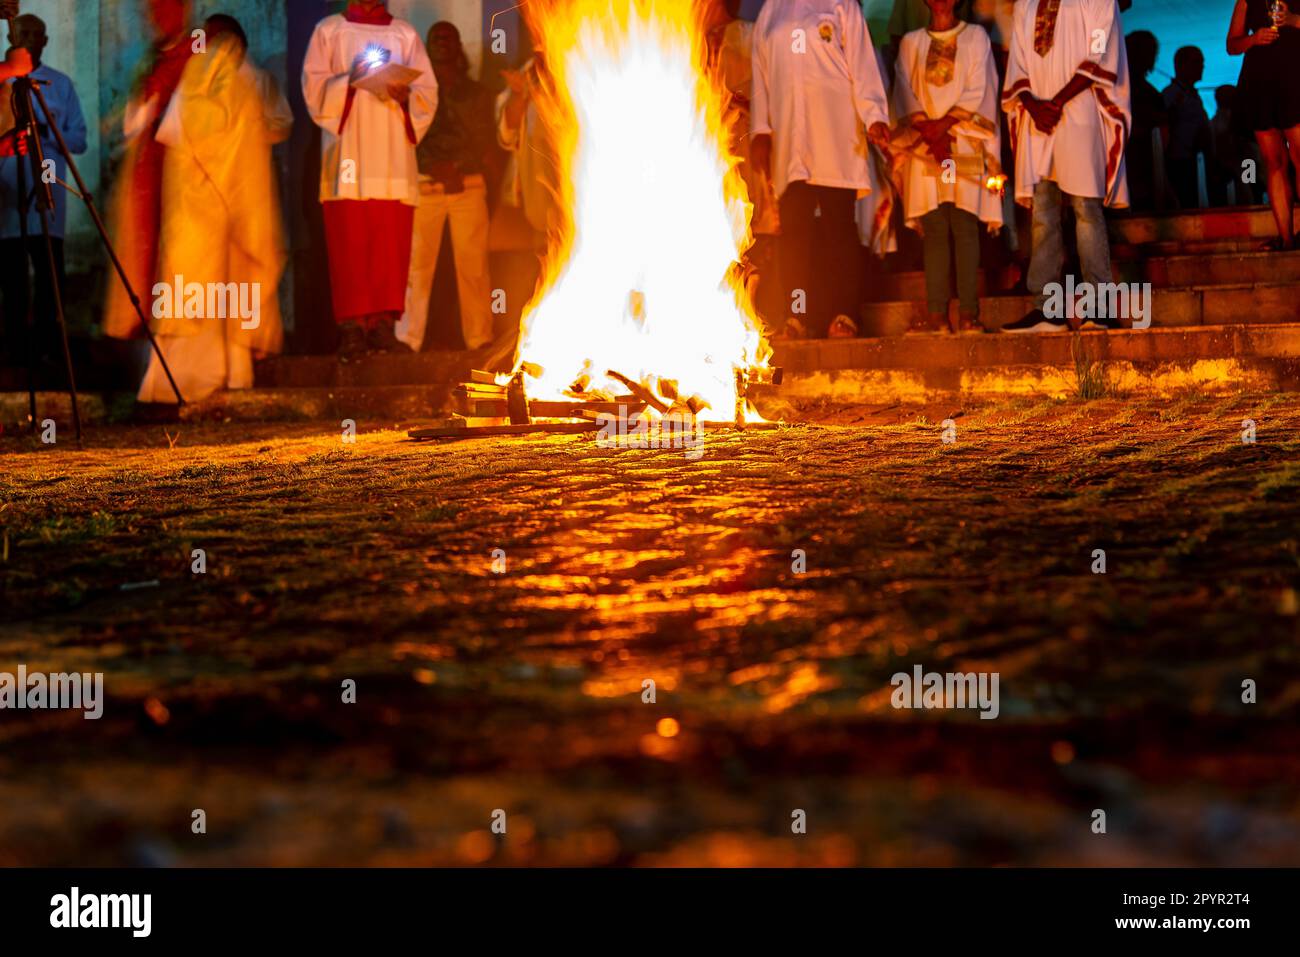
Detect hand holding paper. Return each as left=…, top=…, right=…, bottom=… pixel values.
left=350, top=48, right=421, bottom=103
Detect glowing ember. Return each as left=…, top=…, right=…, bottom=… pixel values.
left=512, top=0, right=768, bottom=420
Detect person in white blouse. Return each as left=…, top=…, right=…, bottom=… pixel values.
left=750, top=0, right=892, bottom=339
left=891, top=0, right=1003, bottom=332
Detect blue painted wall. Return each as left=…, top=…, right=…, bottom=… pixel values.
left=1125, top=0, right=1240, bottom=113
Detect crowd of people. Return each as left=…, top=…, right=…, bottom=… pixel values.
left=0, top=0, right=1298, bottom=407
left=748, top=0, right=1300, bottom=337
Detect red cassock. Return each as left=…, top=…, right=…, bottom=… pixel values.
left=322, top=199, right=415, bottom=326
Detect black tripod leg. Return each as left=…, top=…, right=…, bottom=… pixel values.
left=15, top=81, right=83, bottom=444
left=29, top=82, right=185, bottom=406
left=33, top=205, right=81, bottom=444
left=11, top=92, right=37, bottom=432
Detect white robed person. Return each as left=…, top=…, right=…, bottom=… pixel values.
left=750, top=0, right=892, bottom=340
left=889, top=0, right=1003, bottom=332
left=137, top=25, right=289, bottom=404
left=302, top=0, right=437, bottom=357
left=999, top=0, right=1131, bottom=332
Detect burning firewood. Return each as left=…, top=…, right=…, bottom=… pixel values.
left=506, top=372, right=531, bottom=425
left=605, top=370, right=670, bottom=415
left=530, top=400, right=648, bottom=418
left=409, top=421, right=601, bottom=441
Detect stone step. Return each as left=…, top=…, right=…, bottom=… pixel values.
left=1108, top=236, right=1272, bottom=259
left=762, top=323, right=1300, bottom=403
left=1133, top=249, right=1300, bottom=286
left=1108, top=205, right=1299, bottom=245
left=253, top=349, right=480, bottom=389
left=0, top=384, right=456, bottom=430
left=859, top=281, right=1300, bottom=336
left=9, top=324, right=1299, bottom=427
left=868, top=249, right=1300, bottom=301
left=186, top=384, right=457, bottom=423
left=770, top=322, right=1300, bottom=373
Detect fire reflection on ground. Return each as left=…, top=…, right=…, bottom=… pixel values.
left=2, top=395, right=1299, bottom=865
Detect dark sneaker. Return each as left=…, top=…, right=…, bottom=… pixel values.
left=366, top=322, right=410, bottom=354
left=1000, top=309, right=1068, bottom=333
left=337, top=322, right=368, bottom=359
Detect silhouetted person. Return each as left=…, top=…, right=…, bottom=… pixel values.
left=1125, top=30, right=1168, bottom=210
left=1162, top=46, right=1212, bottom=209
left=1210, top=84, right=1260, bottom=204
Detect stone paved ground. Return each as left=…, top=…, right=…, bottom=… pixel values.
left=1, top=394, right=1299, bottom=866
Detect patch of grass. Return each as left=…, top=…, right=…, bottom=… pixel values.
left=29, top=510, right=121, bottom=545
left=303, top=449, right=353, bottom=466
left=1257, top=463, right=1300, bottom=501
left=103, top=392, right=142, bottom=425
left=1071, top=335, right=1116, bottom=400
left=178, top=463, right=233, bottom=480
left=413, top=502, right=462, bottom=522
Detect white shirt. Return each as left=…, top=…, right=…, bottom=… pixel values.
left=751, top=0, right=890, bottom=198
left=301, top=14, right=438, bottom=205
left=1001, top=0, right=1131, bottom=207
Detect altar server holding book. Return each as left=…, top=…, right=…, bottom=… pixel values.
left=302, top=0, right=437, bottom=356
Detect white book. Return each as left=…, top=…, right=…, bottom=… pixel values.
left=351, top=61, right=422, bottom=100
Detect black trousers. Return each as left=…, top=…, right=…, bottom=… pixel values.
left=0, top=235, right=65, bottom=365
left=776, top=182, right=861, bottom=336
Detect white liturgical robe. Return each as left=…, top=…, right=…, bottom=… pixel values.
left=750, top=0, right=890, bottom=198
left=302, top=14, right=438, bottom=206
left=1001, top=0, right=1131, bottom=207
left=891, top=22, right=1004, bottom=231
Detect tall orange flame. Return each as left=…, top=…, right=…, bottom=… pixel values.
left=511, top=0, right=768, bottom=419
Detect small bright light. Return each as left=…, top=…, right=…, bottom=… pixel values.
left=363, top=44, right=389, bottom=68
left=656, top=717, right=680, bottom=738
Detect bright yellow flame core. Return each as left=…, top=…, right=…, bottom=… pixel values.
left=515, top=0, right=768, bottom=417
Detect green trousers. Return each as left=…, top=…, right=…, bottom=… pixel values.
left=920, top=202, right=981, bottom=317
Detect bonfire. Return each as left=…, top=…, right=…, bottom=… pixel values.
left=510, top=0, right=770, bottom=423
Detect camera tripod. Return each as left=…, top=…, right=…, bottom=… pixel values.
left=6, top=47, right=184, bottom=445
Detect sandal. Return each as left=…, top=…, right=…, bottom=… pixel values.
left=776, top=317, right=810, bottom=339
left=827, top=314, right=859, bottom=338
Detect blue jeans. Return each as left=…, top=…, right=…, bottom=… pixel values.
left=1027, top=180, right=1113, bottom=311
